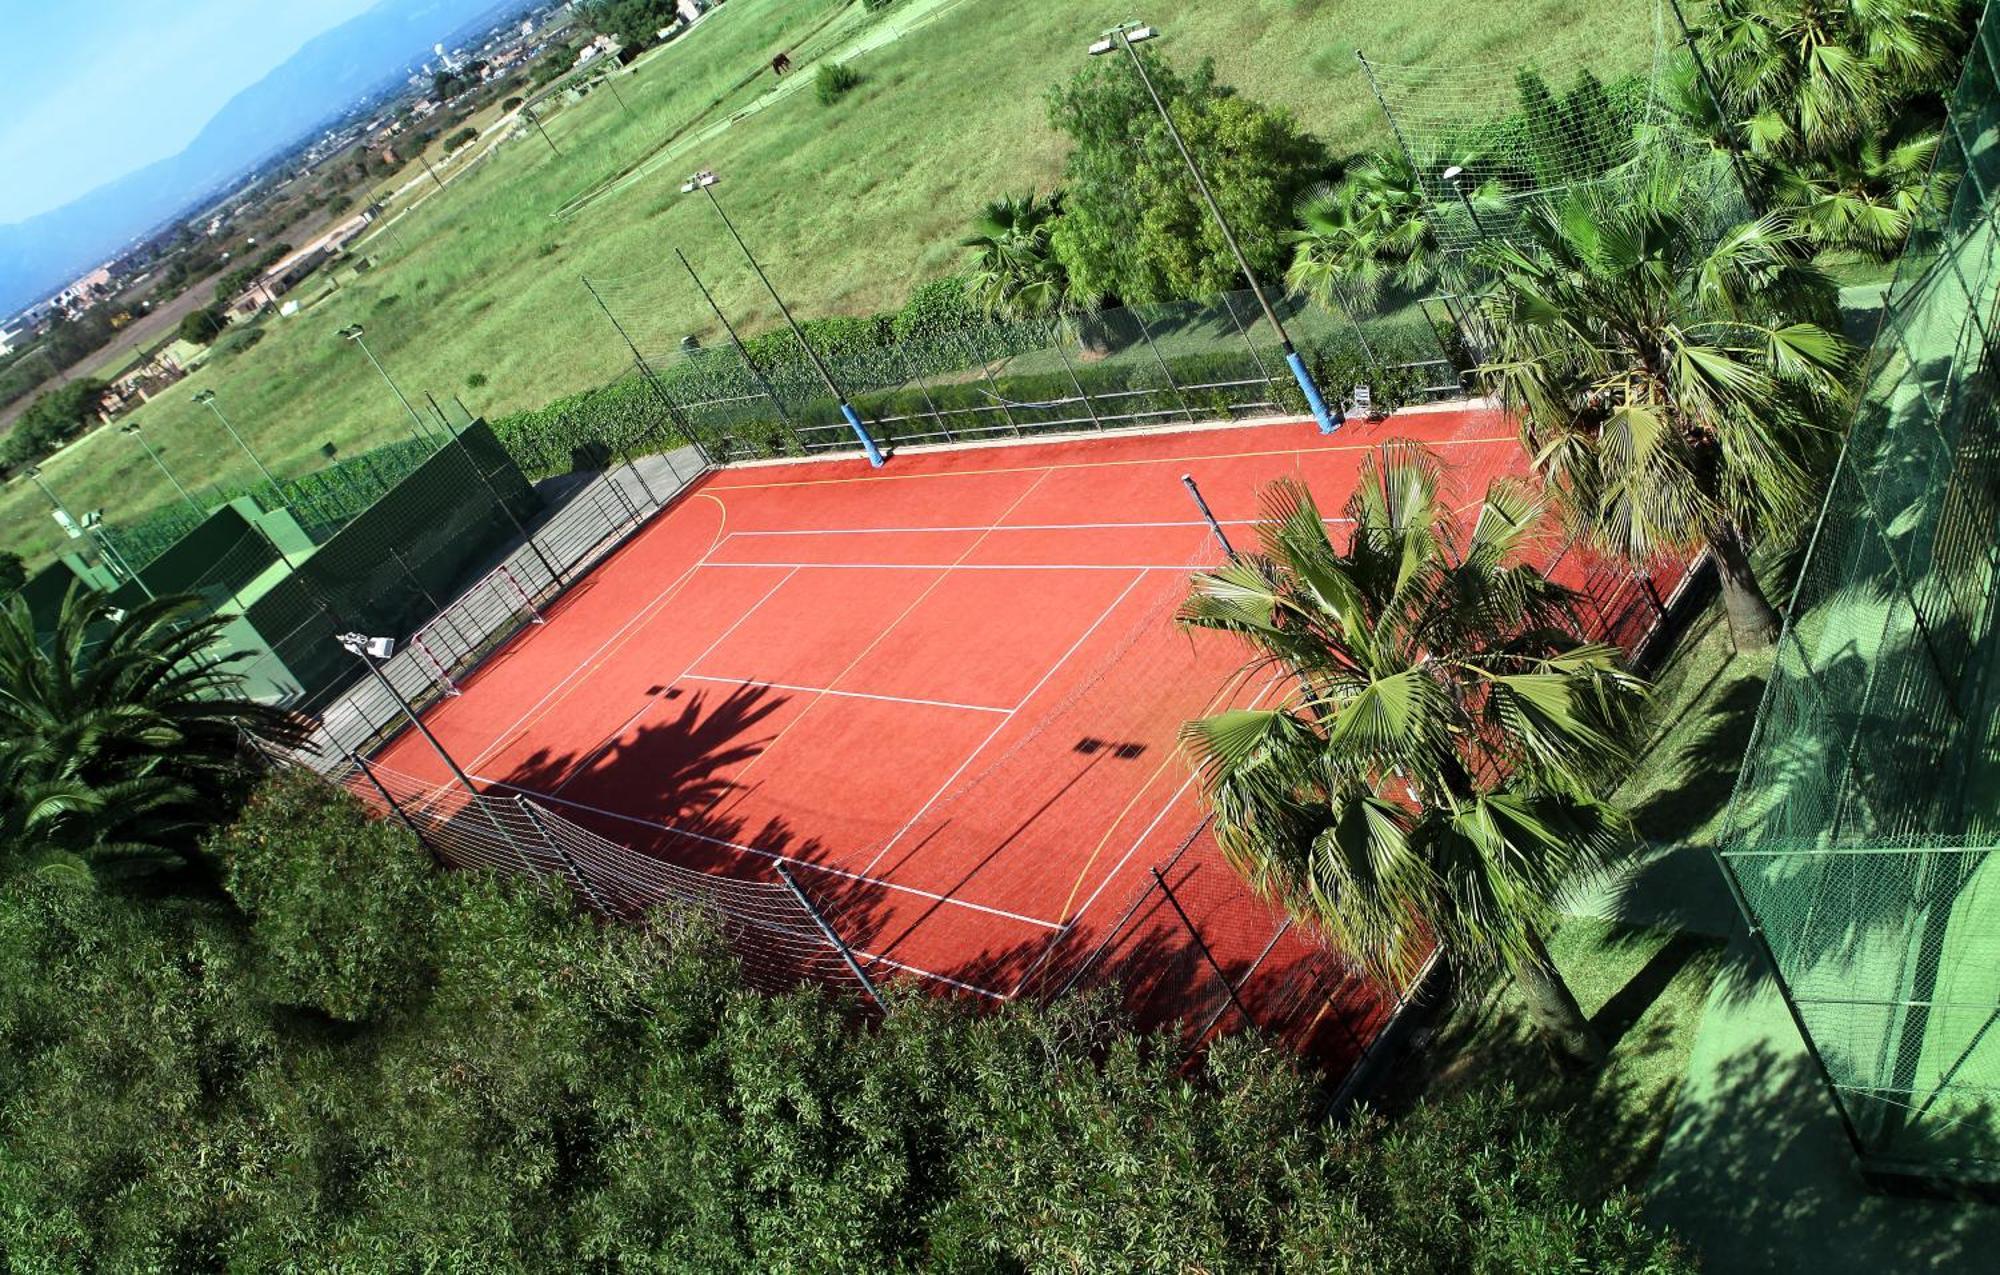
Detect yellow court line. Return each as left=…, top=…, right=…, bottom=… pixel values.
left=1055, top=662, right=1284, bottom=922
left=704, top=434, right=1522, bottom=493
left=467, top=491, right=731, bottom=770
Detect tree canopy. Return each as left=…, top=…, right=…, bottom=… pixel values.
left=0, top=768, right=1690, bottom=1270
left=1047, top=52, right=1327, bottom=305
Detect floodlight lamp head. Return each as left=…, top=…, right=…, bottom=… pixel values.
left=1087, top=37, right=1114, bottom=55
left=192, top=389, right=216, bottom=404
left=681, top=170, right=717, bottom=192
left=82, top=511, right=103, bottom=529
left=1442, top=165, right=1465, bottom=184
left=337, top=632, right=396, bottom=660
left=1126, top=25, right=1157, bottom=43
left=338, top=324, right=364, bottom=340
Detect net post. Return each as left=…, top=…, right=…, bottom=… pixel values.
left=674, top=248, right=808, bottom=455
left=494, top=562, right=545, bottom=623
left=1710, top=845, right=1873, bottom=1164
left=582, top=273, right=716, bottom=467
left=952, top=324, right=1020, bottom=436
left=774, top=861, right=886, bottom=1011
left=1150, top=865, right=1258, bottom=1037
left=409, top=631, right=460, bottom=696
left=1181, top=475, right=1238, bottom=560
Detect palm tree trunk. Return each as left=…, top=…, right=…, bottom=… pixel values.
left=1709, top=523, right=1782, bottom=650
left=1515, top=926, right=1605, bottom=1066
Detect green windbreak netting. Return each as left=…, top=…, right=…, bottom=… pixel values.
left=1719, top=4, right=2000, bottom=1183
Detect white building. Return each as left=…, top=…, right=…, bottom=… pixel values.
left=0, top=328, right=14, bottom=357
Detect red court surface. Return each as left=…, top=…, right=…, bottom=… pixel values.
left=371, top=409, right=1644, bottom=1062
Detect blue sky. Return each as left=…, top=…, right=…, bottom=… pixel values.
left=0, top=0, right=381, bottom=225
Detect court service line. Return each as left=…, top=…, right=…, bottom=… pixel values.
left=705, top=434, right=1521, bottom=493
left=464, top=491, right=732, bottom=771
left=678, top=672, right=1009, bottom=715
left=855, top=568, right=1151, bottom=878
left=465, top=776, right=1067, bottom=932
left=546, top=567, right=801, bottom=794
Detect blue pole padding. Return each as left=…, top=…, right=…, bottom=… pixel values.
left=840, top=402, right=885, bottom=467
left=1286, top=349, right=1341, bottom=435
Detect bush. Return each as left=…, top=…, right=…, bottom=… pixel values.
left=502, top=95, right=523, bottom=111
left=177, top=307, right=228, bottom=346
left=442, top=126, right=479, bottom=154
left=0, top=768, right=1693, bottom=1271
left=816, top=61, right=862, bottom=105
left=466, top=371, right=489, bottom=389
left=892, top=275, right=982, bottom=345
left=213, top=326, right=267, bottom=359
left=212, top=770, right=438, bottom=1021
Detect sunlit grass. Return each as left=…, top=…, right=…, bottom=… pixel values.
left=1, top=0, right=1651, bottom=565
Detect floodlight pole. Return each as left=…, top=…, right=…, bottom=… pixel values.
left=524, top=104, right=561, bottom=155
left=339, top=325, right=434, bottom=445
left=775, top=861, right=887, bottom=1011
left=675, top=247, right=807, bottom=452
left=1665, top=0, right=1762, bottom=213
left=193, top=389, right=283, bottom=502
left=340, top=635, right=479, bottom=797
left=1442, top=168, right=1489, bottom=237
left=122, top=424, right=202, bottom=513
left=580, top=276, right=716, bottom=468
left=418, top=153, right=447, bottom=192
left=685, top=172, right=885, bottom=466
left=1096, top=24, right=1340, bottom=436
left=20, top=466, right=77, bottom=528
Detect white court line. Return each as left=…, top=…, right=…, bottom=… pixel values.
left=723, top=518, right=1315, bottom=536
left=856, top=950, right=1008, bottom=1000
left=546, top=568, right=800, bottom=794
left=855, top=569, right=1152, bottom=878
left=703, top=560, right=1196, bottom=572
left=463, top=533, right=725, bottom=771
left=470, top=776, right=1068, bottom=932
left=678, top=673, right=1009, bottom=715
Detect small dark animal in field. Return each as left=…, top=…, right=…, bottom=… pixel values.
left=771, top=51, right=792, bottom=76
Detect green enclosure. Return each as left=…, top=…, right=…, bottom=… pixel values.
left=1719, top=1, right=2000, bottom=1192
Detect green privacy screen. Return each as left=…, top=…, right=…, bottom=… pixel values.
left=1718, top=4, right=2000, bottom=1190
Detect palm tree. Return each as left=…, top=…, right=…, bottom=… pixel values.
left=1697, top=0, right=1971, bottom=166
left=1767, top=123, right=1948, bottom=256
left=0, top=585, right=304, bottom=881
left=1474, top=186, right=1850, bottom=648
left=960, top=191, right=1071, bottom=319
left=1178, top=446, right=1650, bottom=1063
left=1285, top=149, right=1492, bottom=309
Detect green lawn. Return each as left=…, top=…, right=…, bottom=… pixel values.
left=1, top=0, right=1652, bottom=565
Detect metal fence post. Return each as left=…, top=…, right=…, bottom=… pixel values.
left=775, top=862, right=886, bottom=1011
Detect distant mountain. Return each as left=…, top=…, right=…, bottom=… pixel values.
left=0, top=0, right=516, bottom=315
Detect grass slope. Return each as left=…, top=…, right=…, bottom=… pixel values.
left=1, top=0, right=1650, bottom=565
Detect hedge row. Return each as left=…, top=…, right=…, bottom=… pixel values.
left=488, top=314, right=1456, bottom=474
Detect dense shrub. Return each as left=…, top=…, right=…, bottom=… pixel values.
left=892, top=275, right=983, bottom=344
left=816, top=61, right=863, bottom=105
left=0, top=770, right=1691, bottom=1271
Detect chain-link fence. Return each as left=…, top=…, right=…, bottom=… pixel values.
left=1717, top=0, right=2000, bottom=1190
left=577, top=264, right=1466, bottom=465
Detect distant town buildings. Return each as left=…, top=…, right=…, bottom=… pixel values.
left=52, top=266, right=115, bottom=318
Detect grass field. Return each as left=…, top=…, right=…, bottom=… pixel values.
left=0, top=0, right=1653, bottom=566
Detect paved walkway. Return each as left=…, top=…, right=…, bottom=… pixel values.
left=1579, top=841, right=2000, bottom=1271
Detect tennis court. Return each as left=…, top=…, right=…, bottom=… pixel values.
left=368, top=409, right=1559, bottom=1053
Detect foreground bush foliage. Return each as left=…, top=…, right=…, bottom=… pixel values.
left=0, top=769, right=1689, bottom=1271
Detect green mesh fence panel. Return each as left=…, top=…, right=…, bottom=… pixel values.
left=240, top=419, right=541, bottom=702
left=1718, top=2, right=2000, bottom=1187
